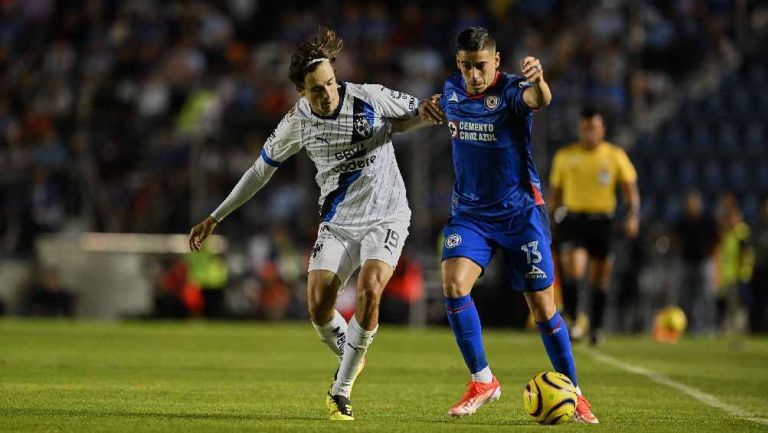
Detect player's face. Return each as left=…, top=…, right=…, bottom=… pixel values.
left=300, top=61, right=340, bottom=116
left=578, top=115, right=605, bottom=148
left=456, top=49, right=500, bottom=95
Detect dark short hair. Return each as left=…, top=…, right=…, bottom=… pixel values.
left=580, top=107, right=603, bottom=119
left=456, top=26, right=496, bottom=52
left=288, top=28, right=343, bottom=89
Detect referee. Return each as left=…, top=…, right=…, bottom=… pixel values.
left=549, top=108, right=640, bottom=345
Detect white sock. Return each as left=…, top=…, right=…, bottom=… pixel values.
left=575, top=386, right=583, bottom=396
left=311, top=310, right=348, bottom=360
left=471, top=366, right=493, bottom=383
left=331, top=315, right=377, bottom=397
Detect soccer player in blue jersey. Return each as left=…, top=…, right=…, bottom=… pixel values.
left=421, top=26, right=598, bottom=423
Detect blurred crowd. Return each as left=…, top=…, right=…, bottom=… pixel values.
left=0, top=0, right=766, bottom=332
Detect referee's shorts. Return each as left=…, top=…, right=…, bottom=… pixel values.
left=554, top=211, right=613, bottom=260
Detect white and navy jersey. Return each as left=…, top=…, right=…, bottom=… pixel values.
left=261, top=82, right=417, bottom=227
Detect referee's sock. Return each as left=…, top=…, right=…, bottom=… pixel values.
left=561, top=278, right=580, bottom=324
left=590, top=287, right=607, bottom=332
left=536, top=310, right=578, bottom=387
left=445, top=295, right=493, bottom=383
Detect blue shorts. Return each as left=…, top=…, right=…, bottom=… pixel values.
left=441, top=205, right=554, bottom=292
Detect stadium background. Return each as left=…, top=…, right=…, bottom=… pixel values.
left=0, top=0, right=766, bottom=334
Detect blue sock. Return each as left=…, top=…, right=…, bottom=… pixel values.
left=445, top=295, right=488, bottom=374
left=536, top=311, right=578, bottom=387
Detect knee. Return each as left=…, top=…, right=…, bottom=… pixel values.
left=528, top=293, right=557, bottom=322
left=307, top=284, right=335, bottom=323
left=442, top=277, right=470, bottom=298
left=357, top=274, right=386, bottom=304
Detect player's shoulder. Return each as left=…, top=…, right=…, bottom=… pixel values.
left=271, top=101, right=306, bottom=134
left=444, top=74, right=464, bottom=90
left=346, top=82, right=391, bottom=97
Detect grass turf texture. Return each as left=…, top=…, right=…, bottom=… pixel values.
left=2, top=320, right=767, bottom=432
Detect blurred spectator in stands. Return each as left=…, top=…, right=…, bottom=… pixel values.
left=153, top=257, right=202, bottom=318
left=750, top=198, right=768, bottom=333
left=185, top=245, right=228, bottom=319
left=672, top=191, right=719, bottom=334
left=716, top=194, right=754, bottom=334
left=257, top=262, right=291, bottom=320
left=25, top=266, right=76, bottom=317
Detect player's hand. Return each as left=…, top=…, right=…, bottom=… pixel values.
left=419, top=94, right=444, bottom=124
left=521, top=56, right=544, bottom=83
left=189, top=216, right=217, bottom=252
left=624, top=214, right=639, bottom=239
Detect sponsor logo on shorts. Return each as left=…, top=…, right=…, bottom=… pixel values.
left=525, top=265, right=548, bottom=279
left=444, top=233, right=462, bottom=249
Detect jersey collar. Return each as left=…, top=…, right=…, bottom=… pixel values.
left=465, top=71, right=501, bottom=99
left=310, top=81, right=347, bottom=120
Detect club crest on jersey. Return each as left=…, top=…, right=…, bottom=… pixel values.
left=447, top=121, right=459, bottom=138
left=484, top=95, right=499, bottom=110
left=354, top=115, right=372, bottom=137
left=444, top=234, right=462, bottom=249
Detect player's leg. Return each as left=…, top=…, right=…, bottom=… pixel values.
left=307, top=270, right=347, bottom=360
left=523, top=286, right=598, bottom=424
left=331, top=259, right=394, bottom=399
left=509, top=206, right=598, bottom=424
left=307, top=225, right=357, bottom=362
left=442, top=217, right=499, bottom=417
left=328, top=214, right=408, bottom=420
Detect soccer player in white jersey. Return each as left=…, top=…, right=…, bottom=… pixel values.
left=188, top=28, right=436, bottom=421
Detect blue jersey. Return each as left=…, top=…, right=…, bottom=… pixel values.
left=440, top=71, right=545, bottom=220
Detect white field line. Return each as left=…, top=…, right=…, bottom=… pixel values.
left=585, top=350, right=768, bottom=426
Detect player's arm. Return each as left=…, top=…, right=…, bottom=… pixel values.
left=391, top=94, right=444, bottom=132
left=189, top=112, right=302, bottom=251
left=189, top=157, right=278, bottom=251
left=521, top=56, right=552, bottom=109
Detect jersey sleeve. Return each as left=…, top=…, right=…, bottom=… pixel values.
left=261, top=107, right=303, bottom=166
left=614, top=147, right=638, bottom=183
left=549, top=149, right=564, bottom=188
left=505, top=76, right=533, bottom=117
left=361, top=84, right=419, bottom=118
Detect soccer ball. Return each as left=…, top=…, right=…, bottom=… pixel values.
left=653, top=306, right=687, bottom=343
left=522, top=371, right=578, bottom=425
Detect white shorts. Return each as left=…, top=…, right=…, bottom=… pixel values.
left=308, top=212, right=411, bottom=287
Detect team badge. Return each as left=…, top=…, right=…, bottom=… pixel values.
left=484, top=95, right=499, bottom=110
left=444, top=234, right=462, bottom=249
left=447, top=121, right=459, bottom=138
left=354, top=115, right=372, bottom=137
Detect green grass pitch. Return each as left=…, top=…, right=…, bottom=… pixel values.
left=2, top=320, right=767, bottom=432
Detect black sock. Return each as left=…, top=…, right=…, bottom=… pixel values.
left=591, top=288, right=607, bottom=331
left=561, top=279, right=580, bottom=323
